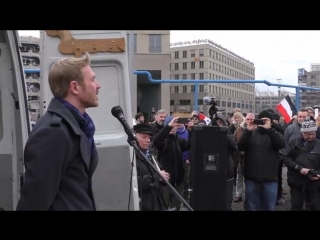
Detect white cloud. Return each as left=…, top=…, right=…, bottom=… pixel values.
left=18, top=30, right=40, bottom=38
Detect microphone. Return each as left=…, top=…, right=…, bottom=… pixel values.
left=111, top=106, right=137, bottom=142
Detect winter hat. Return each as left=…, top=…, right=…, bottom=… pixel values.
left=191, top=114, right=199, bottom=120
left=164, top=116, right=174, bottom=126
left=272, top=113, right=280, bottom=121
left=258, top=110, right=273, bottom=120
left=301, top=117, right=317, bottom=133
left=266, top=109, right=275, bottom=114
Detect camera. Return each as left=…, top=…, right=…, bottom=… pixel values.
left=307, top=169, right=319, bottom=177
left=203, top=96, right=218, bottom=124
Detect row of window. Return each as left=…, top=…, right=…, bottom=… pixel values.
left=172, top=48, right=254, bottom=75
left=171, top=85, right=254, bottom=101
left=171, top=73, right=254, bottom=92
left=127, top=34, right=162, bottom=53
left=171, top=99, right=253, bottom=110
left=22, top=56, right=40, bottom=66
left=20, top=43, right=40, bottom=54
left=171, top=61, right=253, bottom=80
left=25, top=73, right=40, bottom=79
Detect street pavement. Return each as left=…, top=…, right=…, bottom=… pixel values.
left=231, top=166, right=291, bottom=211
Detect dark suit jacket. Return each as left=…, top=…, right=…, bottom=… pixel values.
left=16, top=98, right=99, bottom=211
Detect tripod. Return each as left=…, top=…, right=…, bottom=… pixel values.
left=127, top=137, right=194, bottom=211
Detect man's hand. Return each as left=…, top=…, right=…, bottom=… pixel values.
left=308, top=175, right=320, bottom=180
left=258, top=118, right=271, bottom=129
left=300, top=168, right=310, bottom=175
left=160, top=170, right=170, bottom=181
left=169, top=117, right=179, bottom=127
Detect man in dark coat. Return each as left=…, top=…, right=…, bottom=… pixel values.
left=152, top=116, right=193, bottom=211
left=17, top=52, right=100, bottom=211
left=133, top=123, right=169, bottom=211
left=238, top=110, right=285, bottom=211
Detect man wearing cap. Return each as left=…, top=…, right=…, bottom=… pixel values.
left=284, top=109, right=308, bottom=143
left=282, top=117, right=320, bottom=211
left=237, top=110, right=285, bottom=211
left=133, top=123, right=170, bottom=211
left=152, top=116, right=193, bottom=211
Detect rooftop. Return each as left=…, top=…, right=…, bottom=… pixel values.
left=255, top=91, right=295, bottom=97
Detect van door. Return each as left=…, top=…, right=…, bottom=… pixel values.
left=0, top=30, right=30, bottom=210
left=40, top=30, right=139, bottom=210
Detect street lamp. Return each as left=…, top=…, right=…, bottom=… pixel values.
left=276, top=79, right=282, bottom=98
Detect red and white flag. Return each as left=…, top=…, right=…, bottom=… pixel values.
left=276, top=95, right=297, bottom=123
left=199, top=113, right=211, bottom=125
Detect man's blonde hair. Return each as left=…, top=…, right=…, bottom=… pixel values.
left=49, top=52, right=91, bottom=98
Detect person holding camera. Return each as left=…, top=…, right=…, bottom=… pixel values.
left=237, top=110, right=285, bottom=211
left=152, top=116, right=193, bottom=211
left=282, top=117, right=320, bottom=211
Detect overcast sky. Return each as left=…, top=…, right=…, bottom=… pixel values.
left=19, top=30, right=320, bottom=93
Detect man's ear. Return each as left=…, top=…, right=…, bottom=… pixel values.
left=69, top=80, right=79, bottom=95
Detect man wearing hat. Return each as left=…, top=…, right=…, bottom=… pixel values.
left=238, top=110, right=285, bottom=211
left=283, top=117, right=320, bottom=210
left=133, top=123, right=170, bottom=211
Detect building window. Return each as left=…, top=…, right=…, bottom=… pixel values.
left=174, top=86, right=179, bottom=93
left=175, top=75, right=179, bottom=80
left=183, top=51, right=187, bottom=58
left=175, top=63, right=179, bottom=70
left=149, top=34, right=161, bottom=53
left=199, top=49, right=204, bottom=56
left=199, top=85, right=204, bottom=92
left=198, top=99, right=204, bottom=105
left=183, top=62, right=187, bottom=70
left=183, top=86, right=187, bottom=93
left=200, top=73, right=204, bottom=80
left=127, top=34, right=137, bottom=53
left=199, top=61, right=204, bottom=68
left=191, top=73, right=195, bottom=79
left=183, top=74, right=187, bottom=79
left=180, top=100, right=191, bottom=105
left=191, top=50, right=195, bottom=57
left=175, top=51, right=179, bottom=59
left=191, top=85, right=195, bottom=92
left=191, top=62, right=195, bottom=69
left=170, top=100, right=174, bottom=106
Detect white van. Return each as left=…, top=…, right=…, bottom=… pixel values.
left=0, top=30, right=139, bottom=210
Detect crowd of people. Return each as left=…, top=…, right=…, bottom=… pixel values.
left=134, top=105, right=320, bottom=211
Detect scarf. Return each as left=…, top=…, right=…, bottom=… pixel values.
left=56, top=98, right=97, bottom=156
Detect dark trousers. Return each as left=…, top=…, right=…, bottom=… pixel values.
left=290, top=186, right=320, bottom=211
left=277, top=159, right=283, bottom=201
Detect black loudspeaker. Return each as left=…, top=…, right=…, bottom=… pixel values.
left=189, top=125, right=234, bottom=211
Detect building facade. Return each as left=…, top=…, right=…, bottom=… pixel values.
left=170, top=41, right=255, bottom=117
left=128, top=31, right=170, bottom=118
left=255, top=90, right=296, bottom=114
left=299, top=65, right=320, bottom=109
left=20, top=36, right=40, bottom=121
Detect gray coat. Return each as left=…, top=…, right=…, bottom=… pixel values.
left=16, top=98, right=99, bottom=211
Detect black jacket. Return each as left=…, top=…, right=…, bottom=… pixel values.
left=152, top=125, right=191, bottom=186
left=17, top=98, right=98, bottom=211
left=283, top=137, right=320, bottom=191
left=135, top=150, right=166, bottom=211
left=237, top=127, right=285, bottom=182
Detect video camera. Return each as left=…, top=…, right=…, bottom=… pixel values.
left=307, top=169, right=319, bottom=177
left=203, top=96, right=223, bottom=126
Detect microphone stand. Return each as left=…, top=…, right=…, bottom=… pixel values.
left=126, top=136, right=194, bottom=211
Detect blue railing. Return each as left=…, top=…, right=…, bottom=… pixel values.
left=134, top=70, right=319, bottom=111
